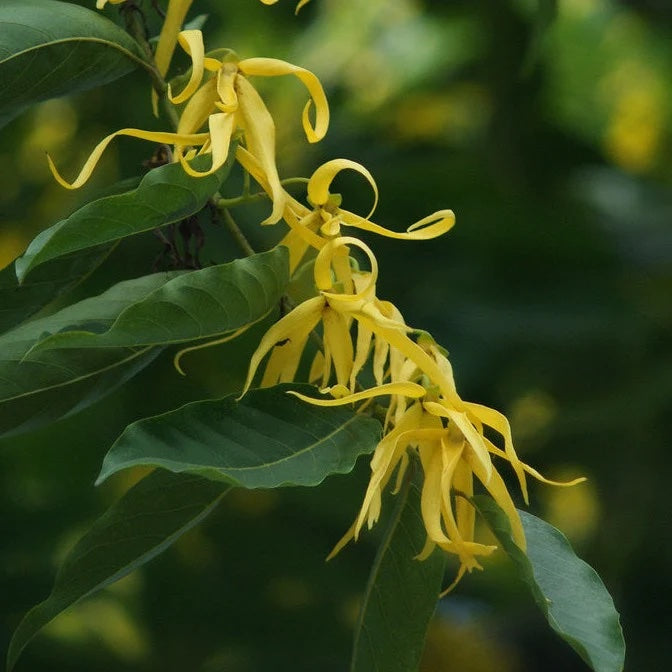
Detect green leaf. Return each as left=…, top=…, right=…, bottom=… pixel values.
left=351, top=467, right=446, bottom=672
left=0, top=244, right=115, bottom=334
left=0, top=270, right=177, bottom=438
left=16, top=153, right=236, bottom=282
left=0, top=247, right=288, bottom=437
left=0, top=0, right=149, bottom=128
left=476, top=496, right=625, bottom=672
left=28, top=247, right=288, bottom=352
left=0, top=347, right=160, bottom=439
left=6, top=470, right=229, bottom=672
left=97, top=384, right=382, bottom=487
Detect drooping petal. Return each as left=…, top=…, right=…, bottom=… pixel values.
left=176, top=77, right=220, bottom=134
left=288, top=381, right=426, bottom=407
left=48, top=128, right=209, bottom=189
left=423, top=402, right=493, bottom=483
left=352, top=314, right=455, bottom=400
left=314, top=236, right=378, bottom=299
left=468, top=449, right=526, bottom=551
left=307, top=159, right=378, bottom=219
left=239, top=295, right=325, bottom=398
left=215, top=63, right=239, bottom=113
left=350, top=321, right=373, bottom=391
left=465, top=401, right=528, bottom=502
left=261, top=328, right=314, bottom=387
left=151, top=0, right=195, bottom=114
left=354, top=403, right=425, bottom=536
left=178, top=112, right=235, bottom=177
left=276, top=212, right=320, bottom=274
left=168, top=30, right=207, bottom=104
left=155, top=0, right=195, bottom=78
left=321, top=307, right=354, bottom=387
left=339, top=208, right=455, bottom=241
left=417, top=437, right=454, bottom=546
left=485, top=441, right=586, bottom=488
left=453, top=460, right=475, bottom=548
left=235, top=75, right=285, bottom=224
left=238, top=57, right=329, bottom=142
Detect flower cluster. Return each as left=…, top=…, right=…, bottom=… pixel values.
left=58, top=0, right=585, bottom=587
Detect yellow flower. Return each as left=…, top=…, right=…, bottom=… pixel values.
left=290, top=328, right=586, bottom=588
left=234, top=151, right=455, bottom=272
left=47, top=28, right=328, bottom=220
left=168, top=30, right=329, bottom=224
left=50, top=3, right=202, bottom=190
left=240, top=235, right=407, bottom=393
left=154, top=1, right=195, bottom=82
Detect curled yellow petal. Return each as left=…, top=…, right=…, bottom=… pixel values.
left=178, top=112, right=234, bottom=177
left=235, top=75, right=285, bottom=224
left=423, top=402, right=493, bottom=483
left=239, top=295, right=325, bottom=399
left=288, top=381, right=426, bottom=407
left=151, top=0, right=195, bottom=115
left=465, top=401, right=527, bottom=502
left=276, top=211, right=321, bottom=274
left=314, top=236, right=378, bottom=296
left=238, top=57, right=329, bottom=142
left=470, top=455, right=526, bottom=551
left=261, top=329, right=314, bottom=387
left=48, top=128, right=209, bottom=189
left=176, top=77, right=220, bottom=134
left=485, top=442, right=587, bottom=488
left=340, top=208, right=455, bottom=241
left=168, top=30, right=206, bottom=104
left=216, top=63, right=239, bottom=113
left=307, top=159, right=378, bottom=219
left=155, top=0, right=195, bottom=78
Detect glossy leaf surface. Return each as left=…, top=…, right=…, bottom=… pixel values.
left=16, top=154, right=235, bottom=282
left=351, top=470, right=446, bottom=672
left=476, top=496, right=626, bottom=672
left=0, top=0, right=148, bottom=128
left=0, top=244, right=115, bottom=335
left=29, top=247, right=288, bottom=351
left=6, top=470, right=229, bottom=671
left=0, top=248, right=288, bottom=437
left=97, top=384, right=382, bottom=487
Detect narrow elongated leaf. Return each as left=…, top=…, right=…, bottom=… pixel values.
left=97, top=384, right=382, bottom=487
left=0, top=272, right=181, bottom=404
left=351, top=469, right=446, bottom=672
left=476, top=496, right=625, bottom=672
left=6, top=470, right=229, bottom=672
left=0, top=0, right=149, bottom=128
left=16, top=152, right=236, bottom=282
left=0, top=248, right=288, bottom=437
left=0, top=244, right=115, bottom=334
left=28, top=247, right=288, bottom=352
left=0, top=347, right=160, bottom=439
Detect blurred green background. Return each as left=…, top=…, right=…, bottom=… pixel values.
left=1, top=0, right=671, bottom=670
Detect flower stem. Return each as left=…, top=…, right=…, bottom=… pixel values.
left=215, top=178, right=309, bottom=209
left=221, top=209, right=256, bottom=257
